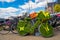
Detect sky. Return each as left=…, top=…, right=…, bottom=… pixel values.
left=0, top=0, right=57, bottom=18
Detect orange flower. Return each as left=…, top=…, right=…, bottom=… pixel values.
left=29, top=12, right=38, bottom=19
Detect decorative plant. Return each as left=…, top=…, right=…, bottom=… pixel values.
left=17, top=11, right=54, bottom=37
left=0, top=27, right=3, bottom=31
left=40, top=22, right=53, bottom=37
left=37, top=11, right=54, bottom=37
left=54, top=4, right=60, bottom=13
left=17, top=17, right=32, bottom=36
left=29, top=12, right=38, bottom=19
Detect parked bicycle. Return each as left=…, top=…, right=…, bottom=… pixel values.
left=0, top=17, right=19, bottom=35
left=48, top=13, right=60, bottom=31
left=0, top=19, right=10, bottom=35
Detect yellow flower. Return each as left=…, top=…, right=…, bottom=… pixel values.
left=46, top=26, right=49, bottom=31
left=20, top=26, right=24, bottom=31
left=36, top=13, right=38, bottom=16
left=43, top=12, right=49, bottom=17
left=44, top=25, right=49, bottom=32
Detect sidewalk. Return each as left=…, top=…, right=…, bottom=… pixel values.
left=0, top=30, right=60, bottom=40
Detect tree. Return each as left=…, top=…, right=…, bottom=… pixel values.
left=54, top=4, right=60, bottom=13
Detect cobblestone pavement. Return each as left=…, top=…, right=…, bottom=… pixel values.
left=0, top=30, right=60, bottom=40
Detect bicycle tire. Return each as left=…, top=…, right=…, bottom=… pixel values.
left=0, top=25, right=10, bottom=35
left=11, top=24, right=18, bottom=34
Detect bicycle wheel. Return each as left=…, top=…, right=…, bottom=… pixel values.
left=0, top=25, right=10, bottom=35
left=11, top=24, right=18, bottom=34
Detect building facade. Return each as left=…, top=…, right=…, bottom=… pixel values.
left=45, top=2, right=57, bottom=14
left=57, top=0, right=60, bottom=4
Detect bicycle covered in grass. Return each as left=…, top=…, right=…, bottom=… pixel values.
left=17, top=11, right=54, bottom=37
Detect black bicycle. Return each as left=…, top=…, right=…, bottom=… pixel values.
left=0, top=20, right=10, bottom=35
left=10, top=17, right=19, bottom=34
left=0, top=18, right=19, bottom=35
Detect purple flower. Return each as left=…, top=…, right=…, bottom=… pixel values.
left=6, top=21, right=11, bottom=25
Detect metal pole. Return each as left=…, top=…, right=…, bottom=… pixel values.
left=46, top=0, right=48, bottom=11
left=45, top=0, right=48, bottom=11
left=29, top=0, right=31, bottom=14
left=53, top=0, right=55, bottom=14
